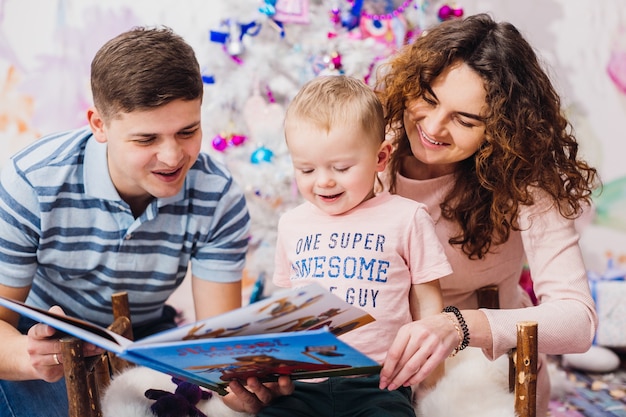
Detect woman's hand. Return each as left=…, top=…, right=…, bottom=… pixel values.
left=222, top=375, right=294, bottom=414
left=25, top=306, right=103, bottom=382
left=379, top=313, right=459, bottom=390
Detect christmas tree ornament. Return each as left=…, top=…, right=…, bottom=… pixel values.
left=342, top=0, right=364, bottom=30
left=211, top=134, right=228, bottom=152
left=437, top=3, right=464, bottom=21
left=273, top=0, right=310, bottom=24
left=259, top=0, right=277, bottom=17
left=243, top=82, right=285, bottom=146
left=211, top=133, right=248, bottom=152
left=360, top=0, right=414, bottom=21
left=226, top=19, right=245, bottom=56
left=209, top=19, right=262, bottom=59
left=250, top=146, right=275, bottom=164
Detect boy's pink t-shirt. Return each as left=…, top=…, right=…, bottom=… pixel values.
left=273, top=191, right=452, bottom=362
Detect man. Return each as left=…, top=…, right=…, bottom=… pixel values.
left=0, top=26, right=291, bottom=416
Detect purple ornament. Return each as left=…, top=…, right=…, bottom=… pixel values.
left=212, top=134, right=228, bottom=152
left=438, top=5, right=452, bottom=21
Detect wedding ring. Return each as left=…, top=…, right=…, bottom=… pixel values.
left=53, top=353, right=60, bottom=366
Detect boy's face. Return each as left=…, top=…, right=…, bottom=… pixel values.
left=88, top=98, right=203, bottom=214
left=286, top=120, right=390, bottom=216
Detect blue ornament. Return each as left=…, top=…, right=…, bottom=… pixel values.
left=250, top=147, right=274, bottom=164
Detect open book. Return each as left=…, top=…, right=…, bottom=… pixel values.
left=0, top=284, right=380, bottom=395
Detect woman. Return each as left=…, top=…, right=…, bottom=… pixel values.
left=375, top=13, right=599, bottom=416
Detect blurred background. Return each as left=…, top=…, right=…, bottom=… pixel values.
left=1, top=0, right=625, bottom=305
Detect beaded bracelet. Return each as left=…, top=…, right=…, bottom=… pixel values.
left=442, top=306, right=470, bottom=356
left=442, top=313, right=463, bottom=357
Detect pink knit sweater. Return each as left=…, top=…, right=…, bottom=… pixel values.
left=395, top=173, right=598, bottom=415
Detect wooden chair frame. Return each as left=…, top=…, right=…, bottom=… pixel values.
left=59, top=288, right=537, bottom=417
left=62, top=292, right=134, bottom=417
left=477, top=285, right=538, bottom=417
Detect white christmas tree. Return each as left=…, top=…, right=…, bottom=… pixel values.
left=199, top=0, right=448, bottom=300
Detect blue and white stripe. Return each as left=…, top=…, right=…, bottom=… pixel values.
left=0, top=127, right=249, bottom=326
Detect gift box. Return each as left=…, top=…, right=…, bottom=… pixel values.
left=592, top=279, right=626, bottom=348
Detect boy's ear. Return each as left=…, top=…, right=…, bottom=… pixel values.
left=87, top=107, right=107, bottom=144
left=376, top=140, right=393, bottom=172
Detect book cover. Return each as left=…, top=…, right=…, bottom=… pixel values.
left=0, top=284, right=380, bottom=395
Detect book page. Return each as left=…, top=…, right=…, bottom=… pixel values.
left=0, top=296, right=131, bottom=352
left=124, top=327, right=381, bottom=395
left=137, top=283, right=374, bottom=345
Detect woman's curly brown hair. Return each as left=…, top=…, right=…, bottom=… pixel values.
left=376, top=13, right=599, bottom=259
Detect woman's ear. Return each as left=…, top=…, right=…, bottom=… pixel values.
left=87, top=107, right=107, bottom=144
left=376, top=140, right=393, bottom=172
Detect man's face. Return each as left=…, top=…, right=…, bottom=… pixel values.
left=89, top=98, right=203, bottom=215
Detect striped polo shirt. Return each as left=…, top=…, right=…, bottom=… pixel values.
left=0, top=127, right=250, bottom=326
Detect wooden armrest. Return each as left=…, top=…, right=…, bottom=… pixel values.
left=64, top=292, right=133, bottom=417
left=61, top=336, right=102, bottom=417
left=514, top=321, right=538, bottom=417
left=477, top=286, right=538, bottom=417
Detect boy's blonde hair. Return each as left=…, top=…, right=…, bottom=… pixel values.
left=285, top=75, right=385, bottom=144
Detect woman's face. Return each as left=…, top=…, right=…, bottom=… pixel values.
left=402, top=61, right=488, bottom=178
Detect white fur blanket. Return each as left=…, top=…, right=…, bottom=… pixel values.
left=102, top=366, right=252, bottom=417
left=103, top=348, right=570, bottom=417
left=415, top=347, right=515, bottom=417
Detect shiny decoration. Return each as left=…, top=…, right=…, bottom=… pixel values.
left=437, top=4, right=464, bottom=21
left=259, top=0, right=277, bottom=16
left=211, top=133, right=247, bottom=152
left=230, top=134, right=246, bottom=146
left=341, top=0, right=363, bottom=30
left=329, top=51, right=342, bottom=71
left=226, top=20, right=245, bottom=56
left=212, top=134, right=228, bottom=152
left=209, top=19, right=262, bottom=58
left=273, top=0, right=311, bottom=24
left=360, top=0, right=414, bottom=21
left=311, top=50, right=344, bottom=75
left=250, top=146, right=274, bottom=164
left=330, top=7, right=341, bottom=24
left=201, top=73, right=215, bottom=84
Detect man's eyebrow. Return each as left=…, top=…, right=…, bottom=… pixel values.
left=180, top=121, right=202, bottom=130
left=131, top=122, right=201, bottom=138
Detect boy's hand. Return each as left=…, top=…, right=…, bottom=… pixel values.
left=222, top=375, right=294, bottom=413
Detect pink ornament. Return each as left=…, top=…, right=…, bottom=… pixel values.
left=438, top=5, right=452, bottom=20
left=331, top=52, right=342, bottom=70
left=438, top=4, right=463, bottom=21
left=211, top=133, right=247, bottom=152
left=230, top=134, right=247, bottom=146
left=243, top=85, right=285, bottom=142
left=273, top=0, right=310, bottom=24
left=212, top=134, right=228, bottom=152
